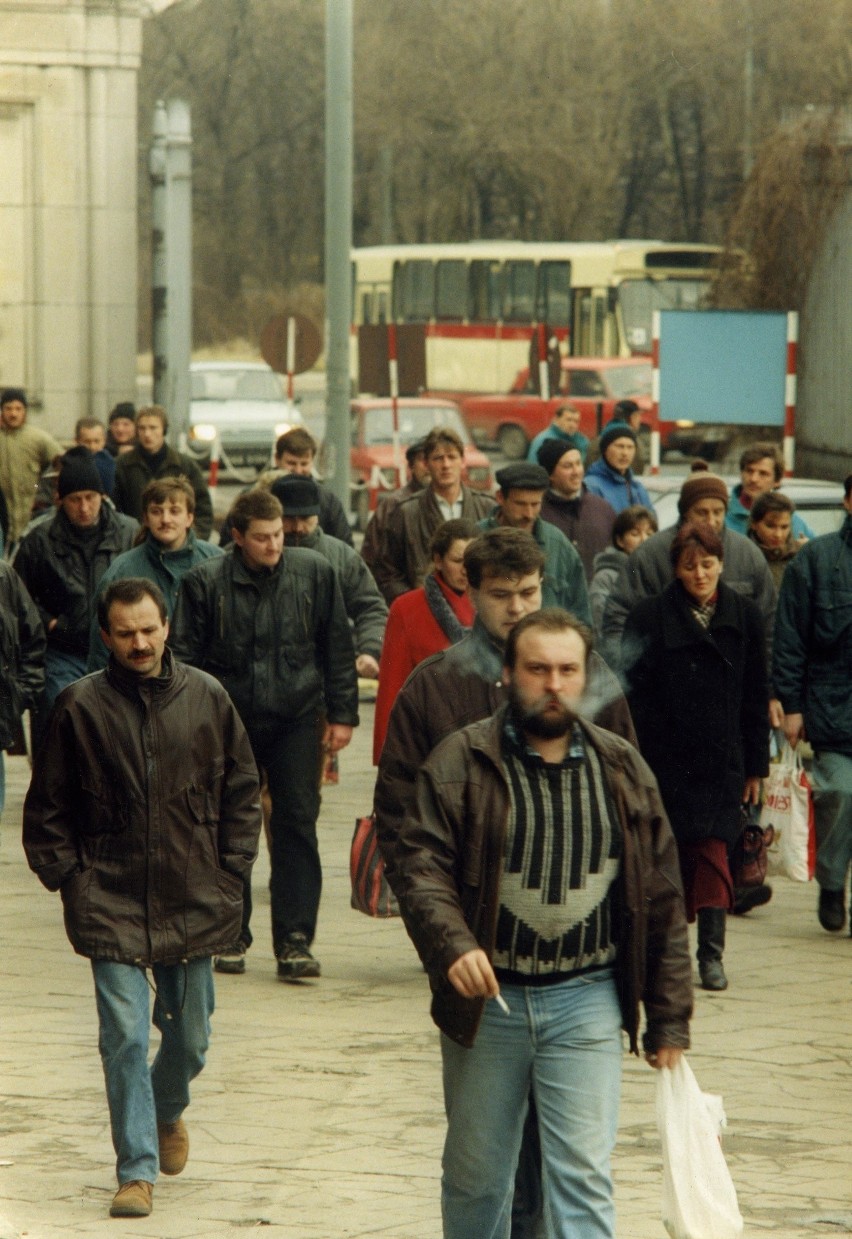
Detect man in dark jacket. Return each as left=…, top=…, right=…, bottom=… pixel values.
left=0, top=562, right=45, bottom=822
left=14, top=448, right=137, bottom=746
left=113, top=406, right=213, bottom=540
left=373, top=426, right=495, bottom=602
left=170, top=488, right=359, bottom=980
left=773, top=477, right=852, bottom=933
left=537, top=439, right=616, bottom=581
left=23, top=578, right=261, bottom=1220
left=391, top=610, right=691, bottom=1239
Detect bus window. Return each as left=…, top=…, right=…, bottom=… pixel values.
left=573, top=290, right=608, bottom=355
left=435, top=260, right=467, bottom=321
left=536, top=261, right=571, bottom=325
left=468, top=260, right=502, bottom=322
left=360, top=291, right=374, bottom=325
left=393, top=260, right=435, bottom=322
left=502, top=261, right=536, bottom=322
left=376, top=291, right=388, bottom=324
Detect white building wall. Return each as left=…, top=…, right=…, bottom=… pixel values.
left=0, top=2, right=146, bottom=439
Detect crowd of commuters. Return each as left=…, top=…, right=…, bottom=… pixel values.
left=1, top=382, right=850, bottom=1235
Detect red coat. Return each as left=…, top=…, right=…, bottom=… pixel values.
left=373, top=574, right=474, bottom=763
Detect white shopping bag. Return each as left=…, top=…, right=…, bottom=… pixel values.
left=656, top=1057, right=743, bottom=1239
left=760, top=742, right=815, bottom=882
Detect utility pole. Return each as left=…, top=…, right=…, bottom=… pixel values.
left=150, top=98, right=192, bottom=443
left=324, top=0, right=353, bottom=511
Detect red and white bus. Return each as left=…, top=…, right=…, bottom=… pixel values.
left=352, top=239, right=724, bottom=394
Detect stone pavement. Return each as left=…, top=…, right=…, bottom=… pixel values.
left=1, top=697, right=850, bottom=1239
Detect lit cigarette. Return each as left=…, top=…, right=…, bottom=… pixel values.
left=494, top=993, right=510, bottom=1015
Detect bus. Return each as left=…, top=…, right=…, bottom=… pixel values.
left=352, top=239, right=724, bottom=393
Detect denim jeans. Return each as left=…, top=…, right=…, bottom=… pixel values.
left=92, top=958, right=215, bottom=1184
left=31, top=648, right=87, bottom=751
left=811, top=751, right=852, bottom=891
left=440, top=969, right=623, bottom=1239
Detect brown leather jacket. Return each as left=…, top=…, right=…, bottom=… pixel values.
left=23, top=653, right=261, bottom=967
left=392, top=706, right=692, bottom=1053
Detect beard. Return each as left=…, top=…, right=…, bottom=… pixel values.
left=508, top=683, right=576, bottom=739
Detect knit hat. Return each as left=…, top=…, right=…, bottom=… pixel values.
left=677, top=473, right=729, bottom=517
left=495, top=463, right=550, bottom=494
left=536, top=437, right=583, bottom=475
left=0, top=387, right=27, bottom=408
left=270, top=474, right=321, bottom=516
left=109, top=401, right=135, bottom=424
left=57, top=447, right=105, bottom=498
left=599, top=422, right=638, bottom=457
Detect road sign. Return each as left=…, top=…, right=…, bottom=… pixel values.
left=260, top=313, right=323, bottom=377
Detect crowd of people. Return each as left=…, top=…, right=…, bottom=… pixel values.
left=2, top=381, right=850, bottom=1234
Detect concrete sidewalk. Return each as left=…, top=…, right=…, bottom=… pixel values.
left=1, top=700, right=850, bottom=1238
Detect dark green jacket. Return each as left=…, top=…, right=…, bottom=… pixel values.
left=113, top=446, right=214, bottom=540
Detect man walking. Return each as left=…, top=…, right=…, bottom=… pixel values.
left=773, top=475, right=852, bottom=932
left=170, top=488, right=358, bottom=979
left=113, top=406, right=213, bottom=540
left=88, top=476, right=223, bottom=670
left=525, top=401, right=589, bottom=465
left=23, top=578, right=261, bottom=1219
left=390, top=610, right=692, bottom=1239
left=536, top=439, right=616, bottom=581
left=0, top=387, right=63, bottom=549
left=14, top=448, right=137, bottom=745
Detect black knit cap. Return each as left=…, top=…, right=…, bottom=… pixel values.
left=0, top=387, right=27, bottom=408
left=270, top=474, right=321, bottom=516
left=599, top=422, right=638, bottom=456
left=57, top=446, right=105, bottom=498
left=109, top=402, right=136, bottom=424
left=536, top=437, right=582, bottom=475
left=495, top=463, right=550, bottom=493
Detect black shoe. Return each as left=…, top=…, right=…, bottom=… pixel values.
left=698, top=959, right=728, bottom=991
left=818, top=888, right=846, bottom=933
left=276, top=933, right=321, bottom=982
left=213, top=944, right=247, bottom=974
left=732, top=884, right=773, bottom=915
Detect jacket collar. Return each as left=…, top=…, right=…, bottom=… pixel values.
left=104, top=646, right=183, bottom=704
left=657, top=578, right=739, bottom=649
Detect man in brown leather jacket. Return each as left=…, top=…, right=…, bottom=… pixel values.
left=23, top=578, right=261, bottom=1220
left=391, top=610, right=692, bottom=1239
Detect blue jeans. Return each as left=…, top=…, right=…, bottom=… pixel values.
left=811, top=751, right=852, bottom=892
left=440, top=969, right=623, bottom=1239
left=92, top=958, right=215, bottom=1184
left=31, top=648, right=87, bottom=752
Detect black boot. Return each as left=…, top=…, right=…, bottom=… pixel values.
left=697, top=908, right=728, bottom=991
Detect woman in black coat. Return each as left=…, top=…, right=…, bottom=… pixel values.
left=621, top=522, right=770, bottom=991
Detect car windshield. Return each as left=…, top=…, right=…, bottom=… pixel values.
left=191, top=369, right=284, bottom=402
left=361, top=405, right=470, bottom=446
left=605, top=364, right=653, bottom=399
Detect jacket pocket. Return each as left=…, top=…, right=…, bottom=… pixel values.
left=185, top=759, right=226, bottom=824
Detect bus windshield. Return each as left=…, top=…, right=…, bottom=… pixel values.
left=618, top=277, right=712, bottom=353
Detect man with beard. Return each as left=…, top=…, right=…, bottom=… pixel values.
left=390, top=610, right=692, bottom=1239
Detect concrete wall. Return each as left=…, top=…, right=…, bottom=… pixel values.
left=0, top=1, right=146, bottom=438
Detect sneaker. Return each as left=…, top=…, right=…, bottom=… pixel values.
left=276, top=932, right=321, bottom=982
left=732, top=884, right=773, bottom=915
left=157, top=1118, right=189, bottom=1176
left=214, top=944, right=246, bottom=974
left=110, top=1180, right=153, bottom=1218
left=818, top=887, right=846, bottom=933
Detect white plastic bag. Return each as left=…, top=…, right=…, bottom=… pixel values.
left=656, top=1057, right=743, bottom=1239
left=761, top=741, right=814, bottom=882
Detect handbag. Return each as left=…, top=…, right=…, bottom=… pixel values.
left=656, top=1057, right=743, bottom=1239
left=760, top=742, right=816, bottom=882
left=349, top=815, right=399, bottom=918
left=729, top=810, right=774, bottom=889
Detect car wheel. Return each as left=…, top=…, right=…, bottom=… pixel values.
left=498, top=424, right=528, bottom=460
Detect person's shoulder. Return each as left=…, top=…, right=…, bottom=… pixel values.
left=284, top=544, right=336, bottom=582
left=388, top=587, right=427, bottom=620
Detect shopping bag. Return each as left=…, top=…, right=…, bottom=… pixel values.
left=656, top=1057, right=743, bottom=1239
left=349, top=815, right=399, bottom=918
left=760, top=742, right=816, bottom=882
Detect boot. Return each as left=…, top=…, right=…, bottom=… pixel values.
left=697, top=908, right=728, bottom=991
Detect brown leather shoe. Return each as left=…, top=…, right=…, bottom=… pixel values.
left=158, top=1118, right=189, bottom=1175
left=110, top=1180, right=153, bottom=1217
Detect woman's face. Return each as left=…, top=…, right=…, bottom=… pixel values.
left=675, top=549, right=722, bottom=604
left=616, top=519, right=654, bottom=554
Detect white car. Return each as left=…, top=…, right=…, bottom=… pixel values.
left=643, top=473, right=846, bottom=537
left=186, top=361, right=303, bottom=467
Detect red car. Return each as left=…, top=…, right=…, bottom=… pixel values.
left=445, top=357, right=653, bottom=460
left=344, top=397, right=493, bottom=529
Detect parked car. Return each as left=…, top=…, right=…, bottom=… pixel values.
left=435, top=357, right=653, bottom=460
left=643, top=473, right=847, bottom=535
left=185, top=361, right=303, bottom=468
left=335, top=397, right=493, bottom=530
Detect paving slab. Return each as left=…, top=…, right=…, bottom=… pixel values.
left=1, top=698, right=850, bottom=1238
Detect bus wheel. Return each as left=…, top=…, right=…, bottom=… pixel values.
left=498, top=425, right=528, bottom=460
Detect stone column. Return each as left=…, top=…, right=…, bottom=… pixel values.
left=0, top=1, right=146, bottom=437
